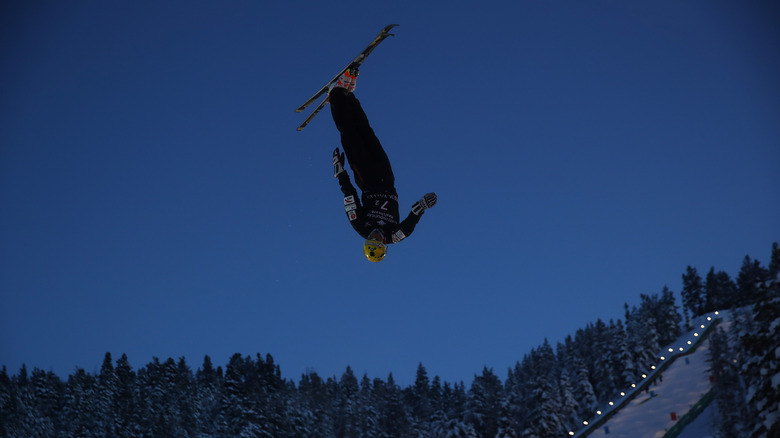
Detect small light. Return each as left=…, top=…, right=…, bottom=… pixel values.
left=668, top=348, right=674, bottom=352
left=701, top=324, right=705, bottom=328
left=620, top=392, right=625, bottom=396
left=597, top=410, right=602, bottom=415
left=694, top=333, right=699, bottom=337
left=679, top=347, right=684, bottom=351
left=715, top=311, right=719, bottom=315
left=660, top=356, right=666, bottom=360
left=583, top=420, right=589, bottom=425
left=707, top=316, right=712, bottom=320
left=631, top=383, right=636, bottom=388
left=609, top=401, right=614, bottom=406
left=651, top=365, right=656, bottom=370
left=687, top=341, right=692, bottom=345
left=642, top=374, right=647, bottom=378
left=569, top=432, right=575, bottom=436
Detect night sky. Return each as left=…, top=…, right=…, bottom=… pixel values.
left=2, top=1, right=778, bottom=385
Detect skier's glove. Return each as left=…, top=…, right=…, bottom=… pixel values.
left=411, top=192, right=437, bottom=216
left=333, top=148, right=346, bottom=178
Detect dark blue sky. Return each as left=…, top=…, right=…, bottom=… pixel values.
left=2, top=1, right=778, bottom=385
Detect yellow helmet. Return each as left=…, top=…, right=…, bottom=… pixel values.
left=363, top=229, right=387, bottom=262
left=363, top=239, right=387, bottom=262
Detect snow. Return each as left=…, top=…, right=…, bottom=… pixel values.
left=597, top=338, right=712, bottom=437
left=578, top=313, right=723, bottom=438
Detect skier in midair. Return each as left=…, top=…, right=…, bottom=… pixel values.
left=329, top=67, right=437, bottom=262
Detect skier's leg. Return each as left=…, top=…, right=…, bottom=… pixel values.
left=329, top=88, right=369, bottom=187
left=329, top=88, right=395, bottom=190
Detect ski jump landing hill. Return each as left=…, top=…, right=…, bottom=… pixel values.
left=571, top=311, right=722, bottom=438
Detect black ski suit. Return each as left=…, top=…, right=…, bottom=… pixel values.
left=329, top=87, right=423, bottom=244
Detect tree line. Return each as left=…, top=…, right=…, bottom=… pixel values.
left=708, top=244, right=779, bottom=438
left=1, top=242, right=777, bottom=437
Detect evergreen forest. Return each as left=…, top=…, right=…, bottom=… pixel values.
left=2, top=243, right=778, bottom=437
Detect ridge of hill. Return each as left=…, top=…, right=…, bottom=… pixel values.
left=572, top=311, right=722, bottom=438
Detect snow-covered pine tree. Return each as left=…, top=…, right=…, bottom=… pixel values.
left=195, top=355, right=221, bottom=437
left=255, top=354, right=291, bottom=436
left=521, top=377, right=564, bottom=437
left=0, top=366, right=13, bottom=436
left=217, top=354, right=272, bottom=437
left=377, top=373, right=409, bottom=437
left=561, top=335, right=598, bottom=422
left=494, top=394, right=517, bottom=438
left=519, top=341, right=567, bottom=438
left=297, top=371, right=336, bottom=437
left=739, top=276, right=780, bottom=437
left=705, top=267, right=738, bottom=312
left=175, top=357, right=198, bottom=436
left=138, top=357, right=193, bottom=437
left=335, top=366, right=360, bottom=438
left=709, top=326, right=749, bottom=437
left=62, top=368, right=100, bottom=437
left=554, top=343, right=580, bottom=432
left=281, top=380, right=315, bottom=438
left=409, top=363, right=433, bottom=436
left=29, top=367, right=60, bottom=437
left=632, top=290, right=683, bottom=348
left=10, top=366, right=32, bottom=436
left=465, top=367, right=505, bottom=437
left=590, top=319, right=617, bottom=401
left=113, top=354, right=137, bottom=436
left=737, top=255, right=770, bottom=307
left=610, top=319, right=637, bottom=390
left=357, top=374, right=382, bottom=438
left=682, top=266, right=706, bottom=319
left=96, top=352, right=118, bottom=437
left=631, top=302, right=661, bottom=369
left=658, top=287, right=683, bottom=345
left=504, top=355, right=533, bottom=431
left=769, top=242, right=780, bottom=280
left=430, top=375, right=444, bottom=421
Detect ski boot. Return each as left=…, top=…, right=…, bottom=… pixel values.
left=329, top=66, right=359, bottom=94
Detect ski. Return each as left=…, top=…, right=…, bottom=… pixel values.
left=295, top=24, right=398, bottom=131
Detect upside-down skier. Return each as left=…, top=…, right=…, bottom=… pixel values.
left=328, top=68, right=437, bottom=262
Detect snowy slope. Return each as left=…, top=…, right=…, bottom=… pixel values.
left=573, top=312, right=723, bottom=438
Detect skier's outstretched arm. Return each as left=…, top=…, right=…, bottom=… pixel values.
left=333, top=148, right=358, bottom=199
left=333, top=147, right=366, bottom=233
left=394, top=192, right=437, bottom=243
